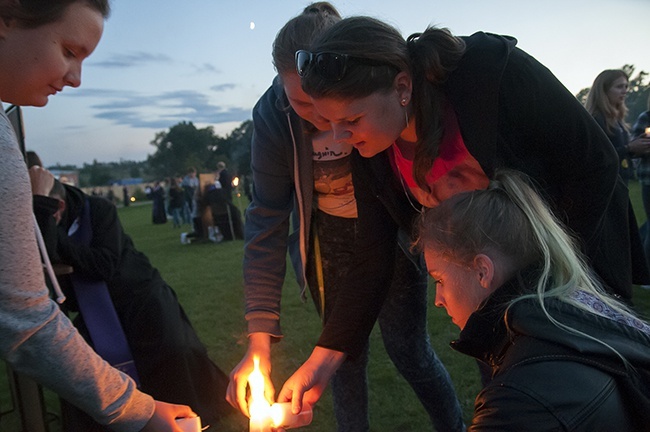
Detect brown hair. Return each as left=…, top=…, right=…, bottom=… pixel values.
left=272, top=2, right=341, bottom=75
left=585, top=69, right=629, bottom=133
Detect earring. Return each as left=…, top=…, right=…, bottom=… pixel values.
left=400, top=97, right=409, bottom=127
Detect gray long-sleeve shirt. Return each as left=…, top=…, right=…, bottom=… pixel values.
left=0, top=107, right=154, bottom=431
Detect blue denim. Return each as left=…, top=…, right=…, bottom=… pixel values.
left=182, top=202, right=192, bottom=225
left=170, top=207, right=183, bottom=228
left=307, top=211, right=465, bottom=432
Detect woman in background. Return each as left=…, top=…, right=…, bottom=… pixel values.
left=585, top=69, right=650, bottom=183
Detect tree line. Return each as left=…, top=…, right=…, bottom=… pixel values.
left=48, top=120, right=252, bottom=187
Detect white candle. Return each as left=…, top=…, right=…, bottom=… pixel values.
left=270, top=402, right=313, bottom=429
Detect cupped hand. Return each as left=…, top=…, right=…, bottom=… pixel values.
left=226, top=333, right=275, bottom=416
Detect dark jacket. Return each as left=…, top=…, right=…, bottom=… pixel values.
left=592, top=112, right=634, bottom=180
left=452, top=271, right=650, bottom=431
left=168, top=185, right=185, bottom=209
left=316, top=32, right=647, bottom=357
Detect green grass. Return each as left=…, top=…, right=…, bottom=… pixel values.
left=2, top=190, right=650, bottom=431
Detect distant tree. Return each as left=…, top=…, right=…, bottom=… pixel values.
left=576, top=64, right=650, bottom=124
left=129, top=165, right=141, bottom=178
left=626, top=68, right=649, bottom=124
left=49, top=163, right=78, bottom=171
left=83, top=159, right=113, bottom=187
left=147, top=121, right=223, bottom=178
left=77, top=159, right=149, bottom=187
left=219, top=120, right=253, bottom=176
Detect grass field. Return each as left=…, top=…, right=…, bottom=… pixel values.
left=2, top=184, right=650, bottom=431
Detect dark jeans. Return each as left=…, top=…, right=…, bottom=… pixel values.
left=306, top=211, right=464, bottom=432
left=642, top=184, right=650, bottom=272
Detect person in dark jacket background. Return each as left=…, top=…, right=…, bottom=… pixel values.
left=418, top=170, right=650, bottom=431
left=31, top=166, right=233, bottom=430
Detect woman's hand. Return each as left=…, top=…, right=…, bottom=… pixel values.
left=226, top=333, right=275, bottom=416
left=140, top=400, right=196, bottom=432
left=277, top=347, right=346, bottom=415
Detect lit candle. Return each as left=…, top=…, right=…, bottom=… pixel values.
left=247, top=357, right=314, bottom=430
left=248, top=356, right=273, bottom=432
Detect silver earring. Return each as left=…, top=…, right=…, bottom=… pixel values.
left=400, top=98, right=407, bottom=106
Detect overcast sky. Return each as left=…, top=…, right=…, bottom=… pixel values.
left=12, top=0, right=650, bottom=167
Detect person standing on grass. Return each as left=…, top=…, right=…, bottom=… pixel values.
left=278, top=15, right=649, bottom=414
left=226, top=4, right=464, bottom=431
left=181, top=167, right=199, bottom=223
left=417, top=170, right=650, bottom=430
left=585, top=70, right=650, bottom=286
left=168, top=177, right=185, bottom=228
left=0, top=0, right=193, bottom=430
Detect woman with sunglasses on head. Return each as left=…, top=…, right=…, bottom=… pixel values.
left=226, top=4, right=464, bottom=431
left=417, top=169, right=650, bottom=431
left=0, top=1, right=193, bottom=430
left=277, top=16, right=649, bottom=413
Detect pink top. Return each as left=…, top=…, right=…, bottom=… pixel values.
left=392, top=105, right=489, bottom=208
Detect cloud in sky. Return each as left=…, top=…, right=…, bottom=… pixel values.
left=90, top=51, right=172, bottom=68
left=74, top=88, right=250, bottom=129
left=193, top=63, right=222, bottom=75
left=211, top=83, right=237, bottom=92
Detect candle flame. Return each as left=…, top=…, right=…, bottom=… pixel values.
left=248, top=356, right=273, bottom=428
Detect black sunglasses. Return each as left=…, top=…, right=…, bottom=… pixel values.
left=295, top=50, right=351, bottom=81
